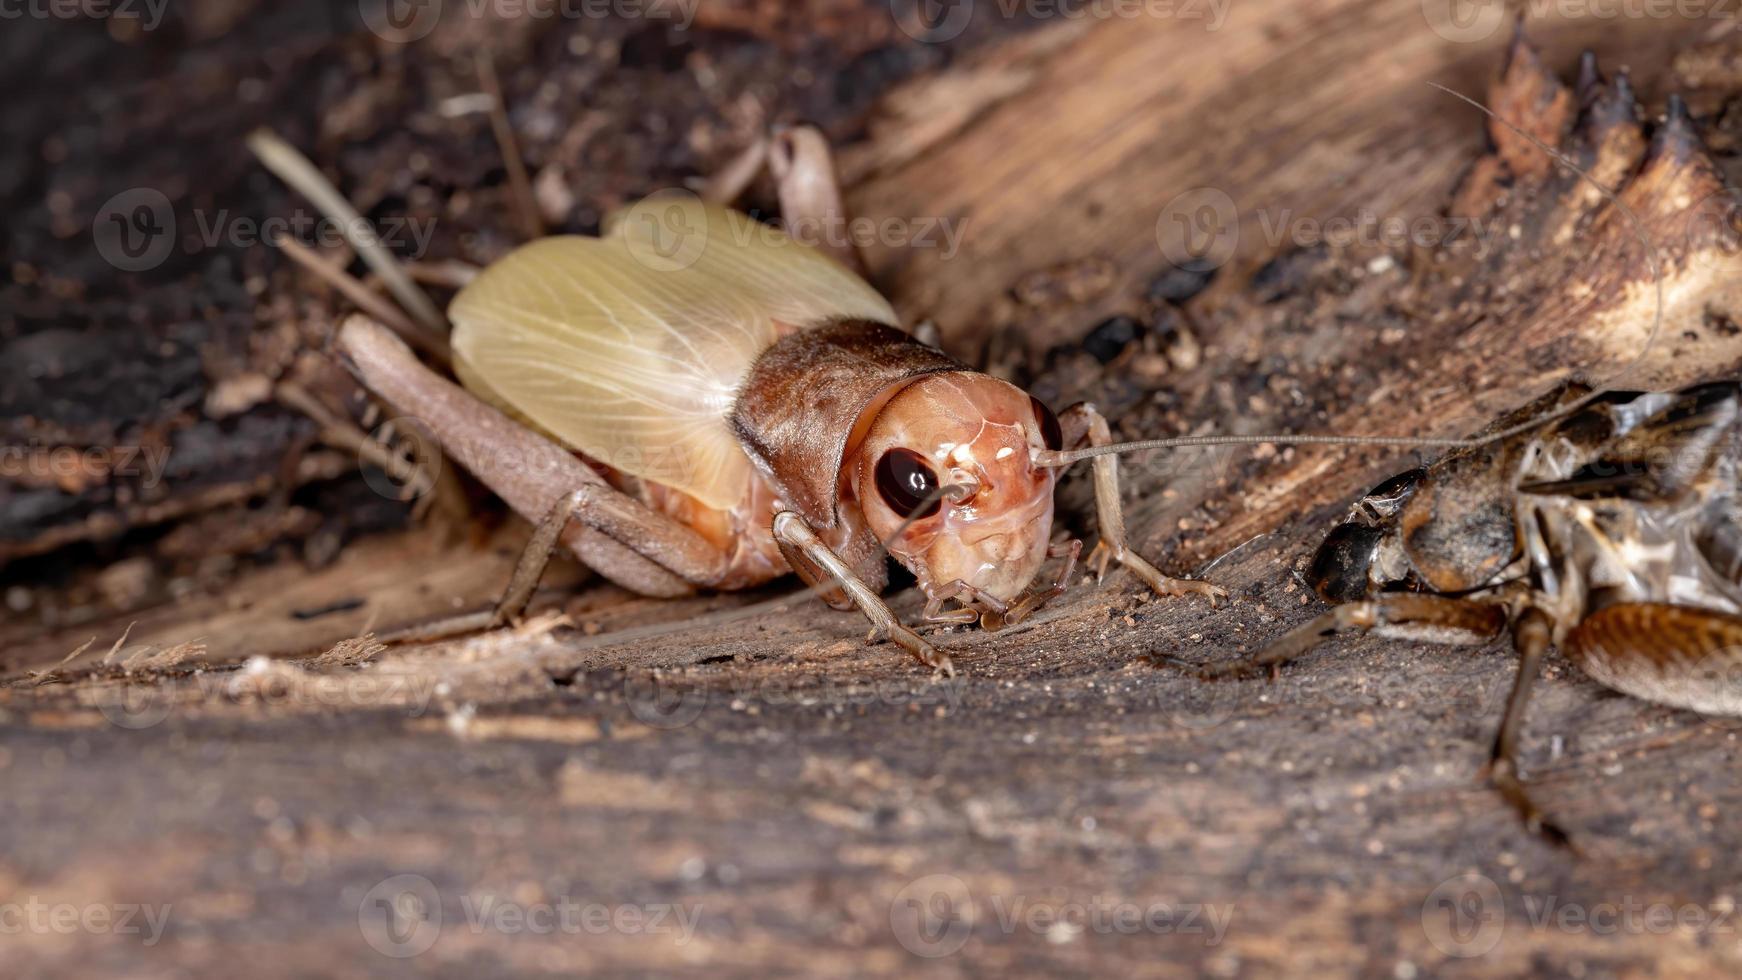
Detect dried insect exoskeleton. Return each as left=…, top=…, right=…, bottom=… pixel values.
left=1181, top=40, right=1742, bottom=844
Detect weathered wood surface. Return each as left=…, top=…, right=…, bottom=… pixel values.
left=7, top=4, right=1742, bottom=978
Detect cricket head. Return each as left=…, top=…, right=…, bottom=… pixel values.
left=849, top=372, right=1063, bottom=610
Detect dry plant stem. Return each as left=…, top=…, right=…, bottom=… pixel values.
left=700, top=136, right=769, bottom=204
left=246, top=128, right=450, bottom=338
left=403, top=259, right=482, bottom=289
left=276, top=236, right=452, bottom=366
left=475, top=51, right=544, bottom=242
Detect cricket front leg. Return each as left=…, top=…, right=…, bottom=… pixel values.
left=1058, top=403, right=1227, bottom=606
left=772, top=512, right=955, bottom=677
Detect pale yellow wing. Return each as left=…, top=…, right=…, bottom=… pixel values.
left=448, top=197, right=898, bottom=509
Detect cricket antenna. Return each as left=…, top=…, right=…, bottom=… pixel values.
left=1040, top=70, right=1666, bottom=470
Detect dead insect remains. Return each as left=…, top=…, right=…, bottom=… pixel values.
left=1202, top=381, right=1742, bottom=844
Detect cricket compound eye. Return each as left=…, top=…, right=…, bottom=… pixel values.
left=875, top=448, right=943, bottom=519
left=1030, top=396, right=1063, bottom=452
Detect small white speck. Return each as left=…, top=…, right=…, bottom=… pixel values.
left=1046, top=921, right=1082, bottom=945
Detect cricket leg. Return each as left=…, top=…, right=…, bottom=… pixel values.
left=1197, top=593, right=1508, bottom=680
left=1486, top=608, right=1573, bottom=848
left=922, top=581, right=1008, bottom=626
left=769, top=126, right=864, bottom=274
left=1000, top=539, right=1084, bottom=628
left=339, top=315, right=707, bottom=604
left=487, top=484, right=732, bottom=630
left=1058, top=403, right=1228, bottom=606
left=772, top=511, right=955, bottom=677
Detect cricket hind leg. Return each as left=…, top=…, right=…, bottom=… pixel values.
left=772, top=512, right=955, bottom=677
left=1195, top=593, right=1507, bottom=679
left=339, top=317, right=724, bottom=617
left=1057, top=403, right=1228, bottom=607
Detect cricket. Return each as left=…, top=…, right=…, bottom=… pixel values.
left=10, top=9, right=1742, bottom=976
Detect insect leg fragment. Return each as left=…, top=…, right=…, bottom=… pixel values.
left=1198, top=594, right=1507, bottom=679
left=1059, top=404, right=1228, bottom=607
left=771, top=512, right=955, bottom=677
